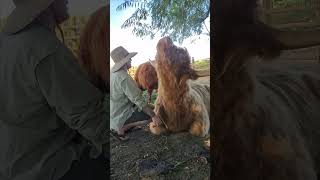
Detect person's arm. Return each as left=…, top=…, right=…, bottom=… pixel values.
left=119, top=74, right=161, bottom=118
left=35, top=46, right=108, bottom=151
left=142, top=104, right=156, bottom=117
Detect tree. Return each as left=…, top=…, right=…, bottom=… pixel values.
left=116, top=0, right=210, bottom=43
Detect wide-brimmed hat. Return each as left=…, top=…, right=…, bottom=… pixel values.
left=2, top=0, right=55, bottom=34
left=111, top=46, right=137, bottom=72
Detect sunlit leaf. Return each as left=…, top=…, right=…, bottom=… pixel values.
left=116, top=0, right=210, bottom=43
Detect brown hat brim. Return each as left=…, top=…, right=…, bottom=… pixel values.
left=111, top=52, right=137, bottom=72
left=2, top=0, right=55, bottom=34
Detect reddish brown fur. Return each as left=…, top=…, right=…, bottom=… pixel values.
left=134, top=61, right=158, bottom=102
left=78, top=6, right=109, bottom=93
left=156, top=38, right=197, bottom=132
left=151, top=37, right=209, bottom=137
left=213, top=0, right=320, bottom=179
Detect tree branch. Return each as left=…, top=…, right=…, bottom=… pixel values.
left=203, top=21, right=210, bottom=34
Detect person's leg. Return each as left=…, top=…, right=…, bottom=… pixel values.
left=125, top=110, right=151, bottom=125
left=121, top=120, right=149, bottom=132
left=118, top=111, right=151, bottom=135
left=59, top=147, right=109, bottom=180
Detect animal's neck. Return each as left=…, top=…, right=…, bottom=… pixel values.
left=156, top=63, right=193, bottom=131
left=214, top=50, right=261, bottom=179
left=216, top=46, right=257, bottom=103
left=214, top=57, right=256, bottom=130
left=157, top=66, right=189, bottom=104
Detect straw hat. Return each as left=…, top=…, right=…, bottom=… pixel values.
left=111, top=46, right=137, bottom=72
left=2, top=0, right=55, bottom=34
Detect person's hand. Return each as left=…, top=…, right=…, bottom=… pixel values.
left=152, top=115, right=162, bottom=126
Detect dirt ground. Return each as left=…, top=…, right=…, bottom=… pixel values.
left=110, top=76, right=211, bottom=180
left=110, top=125, right=210, bottom=180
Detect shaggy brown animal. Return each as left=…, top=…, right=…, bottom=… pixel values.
left=149, top=37, right=210, bottom=137
left=134, top=61, right=158, bottom=102
left=78, top=6, right=109, bottom=93
left=213, top=0, right=320, bottom=179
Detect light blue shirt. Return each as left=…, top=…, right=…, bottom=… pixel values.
left=110, top=69, right=147, bottom=131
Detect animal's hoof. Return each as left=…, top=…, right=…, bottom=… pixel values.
left=149, top=122, right=162, bottom=135
left=189, top=121, right=204, bottom=137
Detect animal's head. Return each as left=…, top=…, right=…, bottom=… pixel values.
left=134, top=61, right=158, bottom=90
left=78, top=5, right=109, bottom=93
left=155, top=37, right=198, bottom=80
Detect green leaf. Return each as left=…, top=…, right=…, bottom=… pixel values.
left=117, top=0, right=210, bottom=43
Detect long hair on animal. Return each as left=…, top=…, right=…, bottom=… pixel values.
left=78, top=6, right=109, bottom=93
left=155, top=37, right=199, bottom=131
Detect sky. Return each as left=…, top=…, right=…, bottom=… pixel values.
left=110, top=0, right=210, bottom=67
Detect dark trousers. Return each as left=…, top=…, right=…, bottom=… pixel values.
left=124, top=110, right=151, bottom=125
left=59, top=148, right=109, bottom=180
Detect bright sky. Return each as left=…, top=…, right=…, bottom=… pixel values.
left=110, top=0, right=210, bottom=67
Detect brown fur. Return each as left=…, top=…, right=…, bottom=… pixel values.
left=134, top=61, right=158, bottom=102
left=213, top=0, right=320, bottom=179
left=151, top=37, right=210, bottom=137
left=78, top=6, right=109, bottom=93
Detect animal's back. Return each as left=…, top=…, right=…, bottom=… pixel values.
left=254, top=62, right=320, bottom=178
left=189, top=79, right=210, bottom=113
left=189, top=80, right=210, bottom=136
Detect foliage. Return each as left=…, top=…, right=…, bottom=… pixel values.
left=192, top=59, right=210, bottom=70
left=272, top=0, right=304, bottom=8
left=142, top=90, right=158, bottom=104
left=128, top=66, right=138, bottom=78
left=116, top=0, right=210, bottom=43
left=268, top=0, right=319, bottom=27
